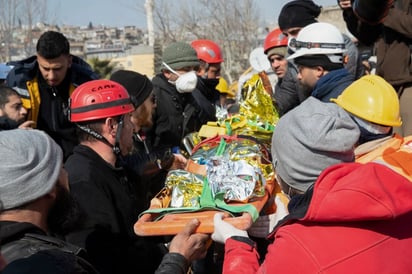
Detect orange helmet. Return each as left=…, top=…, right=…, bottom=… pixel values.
left=263, top=28, right=288, bottom=54
left=69, top=79, right=134, bottom=122
left=191, top=39, right=224, bottom=64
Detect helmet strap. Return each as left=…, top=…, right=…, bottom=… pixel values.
left=76, top=121, right=122, bottom=156
left=113, top=115, right=124, bottom=156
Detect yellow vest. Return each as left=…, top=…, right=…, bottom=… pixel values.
left=20, top=77, right=76, bottom=126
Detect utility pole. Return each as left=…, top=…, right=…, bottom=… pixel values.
left=144, top=0, right=154, bottom=46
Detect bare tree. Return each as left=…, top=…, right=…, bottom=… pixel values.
left=0, top=0, right=51, bottom=61
left=0, top=0, right=20, bottom=61
left=152, top=0, right=263, bottom=82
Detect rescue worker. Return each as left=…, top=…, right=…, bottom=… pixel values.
left=0, top=86, right=35, bottom=130
left=278, top=0, right=364, bottom=79
left=287, top=22, right=355, bottom=102
left=110, top=69, right=187, bottom=200
left=211, top=96, right=412, bottom=273
left=263, top=28, right=308, bottom=116
left=339, top=0, right=412, bottom=137
left=64, top=79, right=166, bottom=273
left=6, top=31, right=99, bottom=160
left=146, top=41, right=215, bottom=155
left=332, top=74, right=412, bottom=181
left=191, top=39, right=223, bottom=104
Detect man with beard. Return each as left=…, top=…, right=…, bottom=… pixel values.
left=6, top=31, right=99, bottom=160
left=0, top=86, right=35, bottom=130
left=263, top=28, right=308, bottom=116
left=287, top=22, right=355, bottom=103
left=0, top=129, right=97, bottom=273
left=110, top=70, right=187, bottom=200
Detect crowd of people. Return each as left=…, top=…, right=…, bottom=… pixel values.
left=1, top=0, right=412, bottom=273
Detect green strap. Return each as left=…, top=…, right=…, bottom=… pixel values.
left=141, top=168, right=260, bottom=222
left=200, top=178, right=259, bottom=222
left=215, top=137, right=227, bottom=156
left=214, top=192, right=259, bottom=221
left=199, top=177, right=215, bottom=208
left=225, top=121, right=232, bottom=135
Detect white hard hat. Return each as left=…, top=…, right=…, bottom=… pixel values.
left=287, top=22, right=346, bottom=63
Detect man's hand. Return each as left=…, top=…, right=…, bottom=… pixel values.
left=168, top=219, right=210, bottom=262
left=18, top=120, right=36, bottom=129
left=212, top=213, right=248, bottom=244
left=169, top=153, right=187, bottom=170
left=248, top=196, right=289, bottom=238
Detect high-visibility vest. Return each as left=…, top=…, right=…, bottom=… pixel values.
left=356, top=134, right=412, bottom=181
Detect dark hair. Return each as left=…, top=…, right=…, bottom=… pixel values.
left=75, top=119, right=105, bottom=142
left=0, top=86, right=20, bottom=108
left=36, top=31, right=70, bottom=59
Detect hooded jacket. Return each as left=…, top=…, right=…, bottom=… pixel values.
left=222, top=162, right=412, bottom=273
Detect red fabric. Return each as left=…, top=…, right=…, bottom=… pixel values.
left=223, top=162, right=412, bottom=274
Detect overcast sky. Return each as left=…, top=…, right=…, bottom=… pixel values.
left=50, top=0, right=338, bottom=28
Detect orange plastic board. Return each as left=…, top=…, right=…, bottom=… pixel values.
left=134, top=178, right=276, bottom=236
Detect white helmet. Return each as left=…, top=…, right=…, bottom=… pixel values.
left=287, top=22, right=346, bottom=64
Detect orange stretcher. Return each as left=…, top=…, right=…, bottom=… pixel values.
left=134, top=175, right=280, bottom=236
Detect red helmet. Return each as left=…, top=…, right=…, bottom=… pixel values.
left=69, top=79, right=134, bottom=122
left=263, top=28, right=288, bottom=54
left=191, top=39, right=224, bottom=64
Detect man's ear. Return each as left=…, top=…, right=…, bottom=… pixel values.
left=67, top=55, right=73, bottom=68
left=45, top=184, right=58, bottom=201
left=105, top=117, right=118, bottom=137
left=315, top=66, right=325, bottom=77
left=163, top=70, right=173, bottom=79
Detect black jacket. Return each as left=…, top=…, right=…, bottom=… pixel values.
left=0, top=221, right=97, bottom=273
left=6, top=55, right=99, bottom=160
left=274, top=62, right=309, bottom=116
left=64, top=145, right=166, bottom=274
left=147, top=74, right=216, bottom=151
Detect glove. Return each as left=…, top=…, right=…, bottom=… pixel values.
left=212, top=213, right=248, bottom=244
left=248, top=195, right=289, bottom=238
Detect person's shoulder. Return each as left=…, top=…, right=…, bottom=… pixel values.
left=6, top=56, right=38, bottom=84
left=70, top=55, right=100, bottom=83
left=2, top=249, right=98, bottom=274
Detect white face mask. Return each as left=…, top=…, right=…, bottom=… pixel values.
left=163, top=62, right=198, bottom=93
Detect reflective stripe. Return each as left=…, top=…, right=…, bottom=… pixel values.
left=11, top=86, right=30, bottom=99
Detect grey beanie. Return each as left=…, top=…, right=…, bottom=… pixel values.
left=271, top=97, right=360, bottom=192
left=162, top=42, right=200, bottom=70
left=0, top=129, right=63, bottom=210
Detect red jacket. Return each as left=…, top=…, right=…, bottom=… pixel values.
left=223, top=162, right=412, bottom=273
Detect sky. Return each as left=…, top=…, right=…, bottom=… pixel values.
left=50, top=0, right=338, bottom=28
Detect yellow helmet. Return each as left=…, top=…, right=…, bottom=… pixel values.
left=331, top=75, right=402, bottom=127
left=216, top=78, right=236, bottom=98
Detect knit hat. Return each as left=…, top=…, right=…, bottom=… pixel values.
left=266, top=46, right=288, bottom=58
left=161, top=42, right=200, bottom=70
left=271, top=97, right=359, bottom=192
left=110, top=70, right=153, bottom=108
left=294, top=55, right=344, bottom=71
left=0, top=129, right=63, bottom=210
left=278, top=0, right=321, bottom=31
